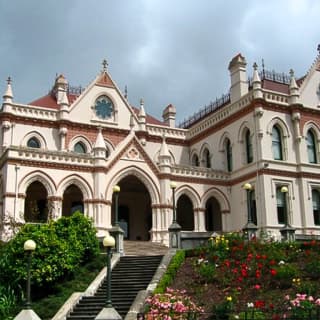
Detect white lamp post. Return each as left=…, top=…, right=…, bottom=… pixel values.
left=14, top=240, right=41, bottom=320
left=242, top=183, right=258, bottom=240
left=168, top=181, right=181, bottom=249
left=280, top=186, right=296, bottom=242
left=95, top=232, right=121, bottom=320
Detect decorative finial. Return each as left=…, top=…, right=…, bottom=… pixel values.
left=289, top=69, right=294, bottom=77
left=140, top=98, right=144, bottom=106
left=124, top=85, right=128, bottom=99
left=253, top=62, right=258, bottom=71
left=102, top=59, right=108, bottom=71
left=7, top=76, right=11, bottom=85
left=317, top=44, right=320, bottom=54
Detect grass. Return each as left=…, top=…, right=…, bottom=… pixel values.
left=15, top=254, right=105, bottom=320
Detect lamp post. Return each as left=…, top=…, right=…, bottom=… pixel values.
left=170, top=181, right=177, bottom=224
left=110, top=185, right=123, bottom=255
left=168, top=181, right=181, bottom=249
left=14, top=240, right=41, bottom=320
left=242, top=183, right=258, bottom=240
left=95, top=233, right=121, bottom=320
left=280, top=186, right=296, bottom=242
left=24, top=239, right=36, bottom=309
left=113, top=185, right=120, bottom=227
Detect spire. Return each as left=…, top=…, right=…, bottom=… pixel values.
left=94, top=127, right=106, bottom=150
left=289, top=69, right=300, bottom=105
left=3, top=77, right=13, bottom=103
left=102, top=59, right=108, bottom=72
left=138, top=98, right=146, bottom=117
left=158, top=134, right=172, bottom=173
left=138, top=98, right=146, bottom=131
left=252, top=63, right=263, bottom=99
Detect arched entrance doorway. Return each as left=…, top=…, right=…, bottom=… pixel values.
left=114, top=176, right=152, bottom=241
left=62, top=184, right=84, bottom=216
left=24, top=181, right=48, bottom=222
left=176, top=194, right=194, bottom=231
left=205, top=197, right=222, bottom=231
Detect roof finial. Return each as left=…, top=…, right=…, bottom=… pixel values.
left=289, top=69, right=295, bottom=77
left=253, top=62, right=258, bottom=71
left=124, top=85, right=128, bottom=99
left=317, top=44, right=320, bottom=54
left=102, top=59, right=108, bottom=72
left=7, top=76, right=11, bottom=85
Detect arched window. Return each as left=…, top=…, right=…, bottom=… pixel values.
left=307, top=130, right=317, bottom=163
left=192, top=154, right=199, bottom=167
left=226, top=139, right=232, bottom=172
left=245, top=130, right=253, bottom=163
left=27, top=137, right=41, bottom=148
left=276, top=186, right=286, bottom=224
left=203, top=148, right=211, bottom=168
left=74, top=142, right=86, bottom=154
left=312, top=189, right=320, bottom=225
left=272, top=126, right=283, bottom=160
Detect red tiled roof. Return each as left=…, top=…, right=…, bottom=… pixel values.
left=29, top=94, right=78, bottom=109
left=262, top=79, right=289, bottom=94
left=131, top=106, right=165, bottom=126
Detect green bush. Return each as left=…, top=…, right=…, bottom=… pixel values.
left=0, top=212, right=99, bottom=290
left=154, top=250, right=185, bottom=293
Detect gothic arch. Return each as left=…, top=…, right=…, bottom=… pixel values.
left=201, top=187, right=230, bottom=213
left=266, top=117, right=290, bottom=138
left=237, top=121, right=253, bottom=143
left=175, top=185, right=201, bottom=209
left=69, top=135, right=92, bottom=153
left=57, top=175, right=93, bottom=200
left=302, top=121, right=320, bottom=138
left=107, top=166, right=160, bottom=205
left=19, top=171, right=56, bottom=196
left=21, top=131, right=47, bottom=149
left=218, top=131, right=232, bottom=151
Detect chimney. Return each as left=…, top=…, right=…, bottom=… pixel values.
left=162, top=104, right=176, bottom=127
left=228, top=54, right=248, bottom=103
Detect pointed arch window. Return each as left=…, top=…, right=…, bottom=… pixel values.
left=307, top=130, right=317, bottom=163
left=74, top=142, right=86, bottom=154
left=245, top=130, right=253, bottom=163
left=312, top=189, right=320, bottom=225
left=272, top=126, right=283, bottom=160
left=192, top=154, right=200, bottom=167
left=226, top=139, right=232, bottom=172
left=203, top=148, right=211, bottom=168
left=27, top=137, right=41, bottom=149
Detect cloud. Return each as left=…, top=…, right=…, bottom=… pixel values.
left=0, top=0, right=319, bottom=123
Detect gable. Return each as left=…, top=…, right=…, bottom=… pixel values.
left=299, top=57, right=320, bottom=108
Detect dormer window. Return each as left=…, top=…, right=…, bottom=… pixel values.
left=94, top=95, right=114, bottom=119
left=27, top=137, right=41, bottom=148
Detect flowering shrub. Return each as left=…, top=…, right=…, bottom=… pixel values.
left=188, top=234, right=320, bottom=319
left=144, top=288, right=204, bottom=320
left=282, top=293, right=320, bottom=319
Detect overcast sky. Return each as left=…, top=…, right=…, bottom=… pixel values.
left=0, top=0, right=319, bottom=124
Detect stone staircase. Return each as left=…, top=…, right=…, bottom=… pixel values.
left=66, top=250, right=165, bottom=320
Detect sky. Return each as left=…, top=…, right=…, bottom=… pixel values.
left=0, top=0, right=319, bottom=125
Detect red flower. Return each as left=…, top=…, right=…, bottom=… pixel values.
left=270, top=269, right=277, bottom=276
left=254, top=300, right=265, bottom=309
left=255, top=270, right=261, bottom=278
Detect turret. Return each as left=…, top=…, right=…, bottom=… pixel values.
left=93, top=127, right=107, bottom=166
left=228, top=54, right=248, bottom=103
left=2, top=77, right=13, bottom=113
left=138, top=98, right=146, bottom=131
left=252, top=63, right=263, bottom=99
left=158, top=135, right=172, bottom=173
left=288, top=69, right=300, bottom=105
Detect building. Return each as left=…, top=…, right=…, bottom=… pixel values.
left=1, top=50, right=320, bottom=244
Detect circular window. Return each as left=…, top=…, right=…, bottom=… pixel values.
left=94, top=95, right=113, bottom=119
